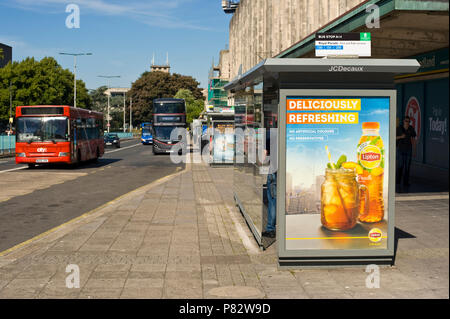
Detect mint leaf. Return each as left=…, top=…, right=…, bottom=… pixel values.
left=336, top=155, right=347, bottom=168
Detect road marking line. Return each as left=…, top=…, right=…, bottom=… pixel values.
left=105, top=143, right=140, bottom=154
left=0, top=139, right=139, bottom=172
left=0, top=166, right=27, bottom=174
left=0, top=164, right=189, bottom=258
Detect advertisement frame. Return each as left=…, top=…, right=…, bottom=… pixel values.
left=211, top=119, right=235, bottom=165
left=277, top=89, right=397, bottom=262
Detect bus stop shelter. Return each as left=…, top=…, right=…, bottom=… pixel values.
left=225, top=58, right=420, bottom=267
left=203, top=112, right=235, bottom=165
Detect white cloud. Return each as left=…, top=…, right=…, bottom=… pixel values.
left=3, top=0, right=208, bottom=30
left=367, top=109, right=389, bottom=116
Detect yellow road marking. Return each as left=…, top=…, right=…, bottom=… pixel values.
left=0, top=166, right=187, bottom=258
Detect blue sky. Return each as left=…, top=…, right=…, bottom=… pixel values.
left=0, top=0, right=232, bottom=90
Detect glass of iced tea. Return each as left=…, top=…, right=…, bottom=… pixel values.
left=321, top=168, right=367, bottom=231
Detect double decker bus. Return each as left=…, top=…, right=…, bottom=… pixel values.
left=152, top=98, right=186, bottom=155
left=15, top=105, right=104, bottom=167
left=141, top=122, right=153, bottom=145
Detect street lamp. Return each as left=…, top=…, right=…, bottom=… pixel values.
left=59, top=52, right=92, bottom=108
left=98, top=75, right=121, bottom=132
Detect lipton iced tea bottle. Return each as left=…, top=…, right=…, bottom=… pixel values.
left=357, top=122, right=384, bottom=223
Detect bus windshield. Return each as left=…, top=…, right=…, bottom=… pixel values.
left=17, top=117, right=68, bottom=143
left=153, top=126, right=181, bottom=141
left=153, top=103, right=185, bottom=114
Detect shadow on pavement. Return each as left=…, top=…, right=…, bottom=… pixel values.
left=393, top=227, right=416, bottom=264
left=23, top=158, right=121, bottom=171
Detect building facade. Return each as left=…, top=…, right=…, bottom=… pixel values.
left=208, top=49, right=232, bottom=112
left=223, top=0, right=449, bottom=188
left=0, top=43, right=12, bottom=68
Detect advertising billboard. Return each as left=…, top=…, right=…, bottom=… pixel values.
left=279, top=90, right=396, bottom=258
left=212, top=122, right=234, bottom=164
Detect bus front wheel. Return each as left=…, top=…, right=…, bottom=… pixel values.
left=28, top=163, right=35, bottom=169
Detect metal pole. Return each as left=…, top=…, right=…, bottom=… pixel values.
left=59, top=53, right=92, bottom=108
left=123, top=93, right=126, bottom=133
left=129, top=97, right=132, bottom=133
left=97, top=75, right=120, bottom=133
left=9, top=81, right=12, bottom=133
left=74, top=55, right=77, bottom=108
left=107, top=85, right=110, bottom=133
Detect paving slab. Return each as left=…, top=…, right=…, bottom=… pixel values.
left=0, top=160, right=448, bottom=299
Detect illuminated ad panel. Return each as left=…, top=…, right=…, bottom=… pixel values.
left=285, top=96, right=390, bottom=250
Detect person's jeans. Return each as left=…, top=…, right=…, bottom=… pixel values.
left=396, top=150, right=412, bottom=186
left=265, top=173, right=277, bottom=232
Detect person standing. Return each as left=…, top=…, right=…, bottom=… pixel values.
left=396, top=116, right=416, bottom=192
left=262, top=128, right=277, bottom=238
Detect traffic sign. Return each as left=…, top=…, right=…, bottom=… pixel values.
left=315, top=33, right=371, bottom=57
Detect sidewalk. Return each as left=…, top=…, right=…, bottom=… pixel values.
left=0, top=161, right=448, bottom=299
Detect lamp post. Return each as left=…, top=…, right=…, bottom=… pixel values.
left=59, top=52, right=92, bottom=108
left=129, top=97, right=133, bottom=133
left=98, top=75, right=121, bottom=132
left=8, top=81, right=13, bottom=135
left=123, top=92, right=126, bottom=133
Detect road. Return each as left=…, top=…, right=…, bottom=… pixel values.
left=0, top=138, right=185, bottom=252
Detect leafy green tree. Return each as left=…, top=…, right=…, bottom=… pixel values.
left=174, top=89, right=204, bottom=124
left=89, top=86, right=128, bottom=131
left=0, top=57, right=92, bottom=121
left=89, top=86, right=125, bottom=113
left=128, top=71, right=204, bottom=125
left=0, top=48, right=4, bottom=60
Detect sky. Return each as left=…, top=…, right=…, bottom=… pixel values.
left=0, top=0, right=232, bottom=90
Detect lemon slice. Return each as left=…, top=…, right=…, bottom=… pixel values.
left=342, top=162, right=364, bottom=175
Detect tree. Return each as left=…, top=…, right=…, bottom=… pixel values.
left=128, top=71, right=204, bottom=125
left=89, top=86, right=128, bottom=131
left=174, top=89, right=204, bottom=124
left=0, top=57, right=92, bottom=121
left=89, top=86, right=124, bottom=113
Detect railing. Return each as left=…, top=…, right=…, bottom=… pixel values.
left=0, top=135, right=15, bottom=156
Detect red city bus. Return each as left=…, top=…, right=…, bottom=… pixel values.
left=15, top=105, right=105, bottom=167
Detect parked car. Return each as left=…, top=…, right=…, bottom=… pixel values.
left=104, top=133, right=120, bottom=148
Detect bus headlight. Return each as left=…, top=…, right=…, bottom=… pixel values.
left=59, top=152, right=69, bottom=157
left=16, top=153, right=26, bottom=157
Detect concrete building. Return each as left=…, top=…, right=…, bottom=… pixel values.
left=208, top=49, right=233, bottom=111
left=0, top=43, right=12, bottom=68
left=151, top=53, right=170, bottom=73
left=229, top=0, right=370, bottom=79
left=223, top=0, right=449, bottom=188
left=151, top=64, right=170, bottom=73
